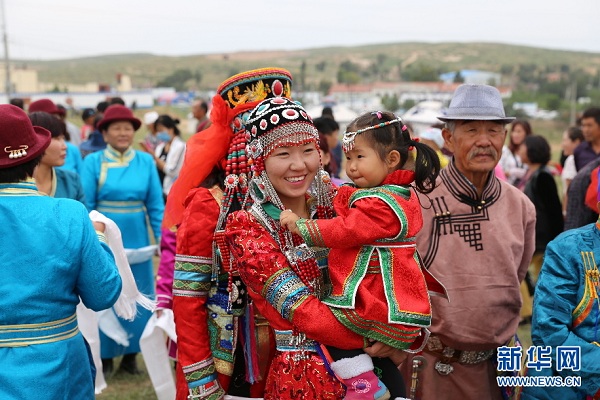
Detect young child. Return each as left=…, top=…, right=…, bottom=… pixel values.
left=280, top=111, right=447, bottom=400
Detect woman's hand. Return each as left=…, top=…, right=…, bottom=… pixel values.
left=280, top=209, right=301, bottom=234
left=92, top=221, right=106, bottom=233
left=364, top=341, right=408, bottom=366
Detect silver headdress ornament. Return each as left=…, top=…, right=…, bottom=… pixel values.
left=342, top=113, right=407, bottom=152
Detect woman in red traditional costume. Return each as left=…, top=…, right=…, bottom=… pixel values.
left=166, top=68, right=294, bottom=400
left=225, top=100, right=406, bottom=400
left=279, top=111, right=448, bottom=399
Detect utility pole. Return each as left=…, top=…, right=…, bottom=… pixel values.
left=569, top=81, right=577, bottom=126
left=0, top=0, right=10, bottom=97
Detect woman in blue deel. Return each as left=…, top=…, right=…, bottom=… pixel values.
left=81, top=104, right=164, bottom=375
left=0, top=104, right=122, bottom=399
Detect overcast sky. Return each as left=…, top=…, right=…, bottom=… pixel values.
left=3, top=0, right=599, bottom=60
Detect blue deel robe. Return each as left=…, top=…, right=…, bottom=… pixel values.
left=57, top=141, right=83, bottom=175
left=52, top=167, right=87, bottom=206
left=81, top=145, right=164, bottom=357
left=0, top=180, right=122, bottom=400
left=521, top=222, right=600, bottom=400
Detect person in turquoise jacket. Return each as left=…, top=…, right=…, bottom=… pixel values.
left=81, top=104, right=164, bottom=375
left=0, top=104, right=122, bottom=399
left=520, top=169, right=600, bottom=399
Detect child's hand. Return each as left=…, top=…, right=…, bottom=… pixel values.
left=280, top=209, right=301, bottom=234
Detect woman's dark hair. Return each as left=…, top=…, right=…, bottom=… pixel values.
left=524, top=135, right=551, bottom=165
left=93, top=113, right=104, bottom=130
left=346, top=111, right=440, bottom=193
left=566, top=126, right=584, bottom=142
left=9, top=98, right=24, bottom=109
left=199, top=101, right=209, bottom=113
left=199, top=165, right=225, bottom=190
left=508, top=119, right=532, bottom=154
left=96, top=101, right=110, bottom=113
left=109, top=97, right=125, bottom=106
left=314, top=116, right=339, bottom=135
left=28, top=112, right=66, bottom=139
left=321, top=106, right=335, bottom=120
left=0, top=156, right=43, bottom=183
left=155, top=115, right=181, bottom=136
left=318, top=133, right=332, bottom=174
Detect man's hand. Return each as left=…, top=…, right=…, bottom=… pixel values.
left=364, top=341, right=408, bottom=366
left=280, top=209, right=301, bottom=234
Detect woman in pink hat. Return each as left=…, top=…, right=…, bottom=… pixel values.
left=81, top=104, right=164, bottom=375
left=0, top=104, right=122, bottom=399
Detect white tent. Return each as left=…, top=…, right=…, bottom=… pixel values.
left=401, top=101, right=444, bottom=137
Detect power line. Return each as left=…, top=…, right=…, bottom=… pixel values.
left=1, top=0, right=11, bottom=96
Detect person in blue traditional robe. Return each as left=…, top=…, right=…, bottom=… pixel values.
left=0, top=104, right=122, bottom=400
left=521, top=170, right=600, bottom=399
left=81, top=104, right=164, bottom=375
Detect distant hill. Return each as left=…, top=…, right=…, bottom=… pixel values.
left=15, top=42, right=600, bottom=91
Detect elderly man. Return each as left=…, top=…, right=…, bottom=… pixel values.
left=400, top=84, right=536, bottom=400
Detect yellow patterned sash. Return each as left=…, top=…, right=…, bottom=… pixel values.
left=0, top=314, right=79, bottom=347
left=97, top=200, right=145, bottom=214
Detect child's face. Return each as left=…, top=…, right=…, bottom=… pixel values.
left=344, top=135, right=390, bottom=188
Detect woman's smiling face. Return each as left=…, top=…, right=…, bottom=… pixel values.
left=264, top=141, right=320, bottom=206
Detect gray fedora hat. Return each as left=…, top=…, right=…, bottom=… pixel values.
left=438, top=84, right=515, bottom=123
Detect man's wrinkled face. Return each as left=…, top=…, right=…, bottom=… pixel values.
left=443, top=120, right=506, bottom=176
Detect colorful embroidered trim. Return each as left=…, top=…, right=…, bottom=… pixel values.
left=183, top=358, right=218, bottom=385
left=329, top=307, right=421, bottom=349
left=296, top=219, right=326, bottom=248
left=183, top=358, right=225, bottom=400
left=262, top=268, right=311, bottom=320
left=173, top=255, right=213, bottom=297
left=573, top=251, right=600, bottom=328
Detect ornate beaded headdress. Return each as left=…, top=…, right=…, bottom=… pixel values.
left=246, top=98, right=318, bottom=160
left=164, top=67, right=292, bottom=229
left=342, top=113, right=407, bottom=152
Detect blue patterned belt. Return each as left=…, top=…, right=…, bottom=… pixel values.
left=0, top=314, right=79, bottom=347
left=274, top=329, right=318, bottom=352
left=97, top=200, right=145, bottom=213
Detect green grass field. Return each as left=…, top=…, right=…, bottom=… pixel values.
left=96, top=355, right=159, bottom=400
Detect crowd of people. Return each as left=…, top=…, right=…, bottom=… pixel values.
left=1, top=70, right=599, bottom=400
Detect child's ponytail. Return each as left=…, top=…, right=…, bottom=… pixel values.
left=410, top=138, right=441, bottom=194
